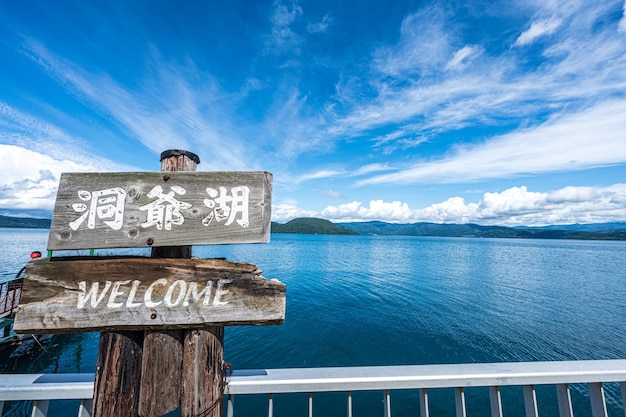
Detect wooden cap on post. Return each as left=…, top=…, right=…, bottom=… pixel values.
left=160, top=149, right=200, bottom=172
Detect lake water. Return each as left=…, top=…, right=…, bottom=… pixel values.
left=1, top=229, right=625, bottom=416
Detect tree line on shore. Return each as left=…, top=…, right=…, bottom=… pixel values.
left=272, top=217, right=626, bottom=240
left=2, top=214, right=625, bottom=240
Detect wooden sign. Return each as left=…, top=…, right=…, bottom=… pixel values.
left=13, top=257, right=286, bottom=333
left=47, top=171, right=272, bottom=250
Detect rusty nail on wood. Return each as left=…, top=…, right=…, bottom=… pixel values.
left=147, top=238, right=154, bottom=245
left=163, top=174, right=170, bottom=181
left=150, top=313, right=157, bottom=319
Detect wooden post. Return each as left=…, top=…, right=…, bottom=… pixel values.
left=93, top=150, right=199, bottom=417
left=139, top=150, right=199, bottom=417
left=181, top=327, right=224, bottom=417
left=151, top=149, right=199, bottom=259
left=159, top=151, right=226, bottom=417
left=92, top=331, right=144, bottom=417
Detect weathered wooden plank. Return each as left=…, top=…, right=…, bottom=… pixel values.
left=92, top=331, right=143, bottom=417
left=180, top=327, right=224, bottom=417
left=13, top=257, right=286, bottom=333
left=47, top=171, right=272, bottom=250
left=139, top=330, right=184, bottom=416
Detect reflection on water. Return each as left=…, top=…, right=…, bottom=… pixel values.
left=1, top=230, right=625, bottom=416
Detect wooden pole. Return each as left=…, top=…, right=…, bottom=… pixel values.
left=139, top=150, right=200, bottom=417
left=168, top=150, right=225, bottom=417
left=92, top=150, right=201, bottom=417
left=181, top=327, right=224, bottom=417
left=92, top=331, right=143, bottom=417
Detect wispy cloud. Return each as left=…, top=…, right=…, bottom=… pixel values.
left=308, top=14, right=333, bottom=34
left=358, top=100, right=626, bottom=185
left=295, top=169, right=346, bottom=183
left=330, top=1, right=626, bottom=178
left=445, top=45, right=483, bottom=71
left=619, top=1, right=626, bottom=33
left=266, top=0, right=304, bottom=55
left=350, top=163, right=395, bottom=177
left=0, top=102, right=133, bottom=173
left=3, top=0, right=626, bottom=226
left=515, top=17, right=563, bottom=46
left=19, top=39, right=254, bottom=171
left=320, top=189, right=344, bottom=199
left=373, top=5, right=454, bottom=77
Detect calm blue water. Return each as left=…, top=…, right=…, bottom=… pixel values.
left=1, top=229, right=625, bottom=416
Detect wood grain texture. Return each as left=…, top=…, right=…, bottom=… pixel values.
left=48, top=171, right=272, bottom=250
left=181, top=327, right=224, bottom=417
left=13, top=257, right=286, bottom=333
left=138, top=330, right=184, bottom=417
left=138, top=151, right=196, bottom=417
left=91, top=331, right=143, bottom=417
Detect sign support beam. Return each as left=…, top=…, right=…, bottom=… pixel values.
left=141, top=150, right=199, bottom=417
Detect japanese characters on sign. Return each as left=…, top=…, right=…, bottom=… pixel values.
left=70, top=188, right=127, bottom=231
left=48, top=172, right=272, bottom=250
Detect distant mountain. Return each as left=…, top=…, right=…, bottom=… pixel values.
left=336, top=221, right=509, bottom=237
left=5, top=212, right=622, bottom=240
left=270, top=218, right=626, bottom=240
left=271, top=218, right=358, bottom=235
left=337, top=221, right=626, bottom=240
left=520, top=222, right=626, bottom=232
left=337, top=220, right=626, bottom=240
left=0, top=215, right=51, bottom=229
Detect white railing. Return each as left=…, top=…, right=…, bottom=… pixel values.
left=1, top=360, right=625, bottom=416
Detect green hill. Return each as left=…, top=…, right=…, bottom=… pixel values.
left=272, top=218, right=358, bottom=235
left=337, top=220, right=626, bottom=240
left=271, top=218, right=626, bottom=240
left=0, top=215, right=51, bottom=228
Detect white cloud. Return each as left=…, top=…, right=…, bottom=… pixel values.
left=0, top=101, right=132, bottom=172
left=359, top=100, right=626, bottom=185
left=266, top=1, right=304, bottom=55
left=417, top=197, right=479, bottom=224
left=308, top=15, right=333, bottom=34
left=445, top=45, right=482, bottom=71
left=320, top=189, right=344, bottom=199
left=0, top=102, right=136, bottom=212
left=0, top=145, right=103, bottom=211
left=515, top=17, right=563, bottom=46
left=619, top=1, right=626, bottom=33
left=546, top=186, right=600, bottom=203
left=373, top=6, right=453, bottom=77
left=295, top=169, right=345, bottom=183
left=350, top=163, right=394, bottom=177
left=272, top=203, right=316, bottom=223
left=331, top=2, right=626, bottom=160
left=19, top=40, right=253, bottom=171
left=322, top=199, right=415, bottom=223
left=314, top=184, right=626, bottom=226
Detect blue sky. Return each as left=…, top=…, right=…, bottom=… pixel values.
left=1, top=0, right=625, bottom=226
